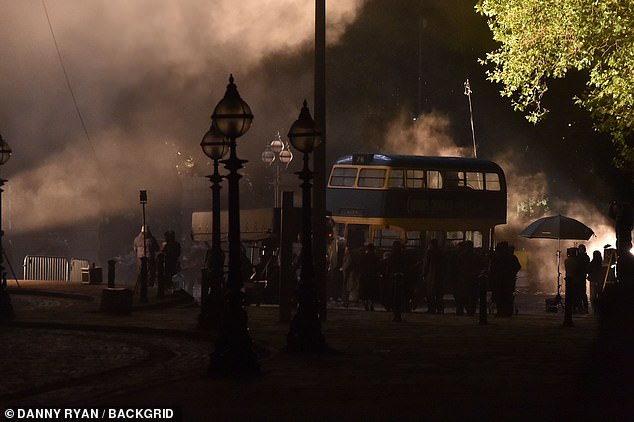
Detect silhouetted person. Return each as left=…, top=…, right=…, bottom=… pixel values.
left=161, top=230, right=181, bottom=287
left=133, top=226, right=159, bottom=286
left=578, top=244, right=590, bottom=313
left=587, top=250, right=603, bottom=313
left=380, top=251, right=392, bottom=311
left=327, top=232, right=346, bottom=301
left=385, top=240, right=408, bottom=321
left=422, top=238, right=444, bottom=314
left=409, top=249, right=426, bottom=311
left=455, top=240, right=482, bottom=316
left=564, top=247, right=585, bottom=314
left=341, top=246, right=361, bottom=307
left=359, top=243, right=380, bottom=311
left=489, top=241, right=521, bottom=317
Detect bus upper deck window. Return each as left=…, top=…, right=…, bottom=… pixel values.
left=388, top=169, right=404, bottom=188
left=330, top=167, right=357, bottom=187
left=405, top=169, right=425, bottom=188
left=427, top=170, right=442, bottom=189
left=445, top=171, right=465, bottom=188
left=485, top=173, right=501, bottom=191
left=358, top=168, right=386, bottom=188
left=466, top=172, right=484, bottom=190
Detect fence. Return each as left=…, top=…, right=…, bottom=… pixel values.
left=23, top=255, right=92, bottom=281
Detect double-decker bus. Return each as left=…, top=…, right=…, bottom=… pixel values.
left=326, top=153, right=507, bottom=252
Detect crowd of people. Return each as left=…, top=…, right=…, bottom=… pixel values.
left=130, top=223, right=605, bottom=318
left=133, top=226, right=181, bottom=289
left=328, top=236, right=524, bottom=319
left=327, top=232, right=612, bottom=319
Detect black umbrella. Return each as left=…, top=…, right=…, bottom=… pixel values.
left=519, top=214, right=594, bottom=240
left=519, top=214, right=595, bottom=306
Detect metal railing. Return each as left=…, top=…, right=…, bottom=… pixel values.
left=23, top=255, right=75, bottom=281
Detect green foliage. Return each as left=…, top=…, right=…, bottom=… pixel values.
left=476, top=0, right=634, bottom=166
left=516, top=197, right=549, bottom=219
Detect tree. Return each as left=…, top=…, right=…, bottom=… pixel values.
left=476, top=0, right=634, bottom=166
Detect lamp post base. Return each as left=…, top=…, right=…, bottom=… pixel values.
left=287, top=287, right=327, bottom=353
left=208, top=293, right=260, bottom=377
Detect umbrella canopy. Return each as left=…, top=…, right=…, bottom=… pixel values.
left=520, top=214, right=594, bottom=241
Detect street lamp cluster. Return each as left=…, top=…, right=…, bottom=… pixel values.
left=261, top=131, right=293, bottom=208
left=202, top=75, right=259, bottom=376
left=201, top=76, right=326, bottom=375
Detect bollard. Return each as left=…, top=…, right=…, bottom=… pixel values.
left=107, top=259, right=116, bottom=288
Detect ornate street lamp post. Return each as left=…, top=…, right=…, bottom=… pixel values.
left=0, top=133, right=13, bottom=320
left=208, top=75, right=259, bottom=375
left=261, top=131, right=293, bottom=208
left=286, top=100, right=327, bottom=352
left=199, top=123, right=228, bottom=327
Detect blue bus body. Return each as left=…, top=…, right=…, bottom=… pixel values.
left=326, top=153, right=507, bottom=250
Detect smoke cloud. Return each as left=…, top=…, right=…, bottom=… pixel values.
left=383, top=110, right=469, bottom=157
left=0, top=0, right=366, bottom=237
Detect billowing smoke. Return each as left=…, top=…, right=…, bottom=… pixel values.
left=0, top=1, right=366, bottom=239
left=383, top=110, right=469, bottom=157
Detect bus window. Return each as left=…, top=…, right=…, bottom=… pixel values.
left=374, top=228, right=402, bottom=248
left=465, top=231, right=483, bottom=248
left=330, top=167, right=357, bottom=187
left=358, top=168, right=386, bottom=188
left=447, top=230, right=483, bottom=248
left=405, top=231, right=422, bottom=249
left=446, top=231, right=465, bottom=247
left=444, top=171, right=465, bottom=189
left=388, top=169, right=404, bottom=188
left=466, top=172, right=483, bottom=190
left=427, top=170, right=442, bottom=189
left=405, top=169, right=425, bottom=188
left=485, top=173, right=501, bottom=191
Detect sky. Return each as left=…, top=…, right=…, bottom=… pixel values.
left=0, top=0, right=628, bottom=289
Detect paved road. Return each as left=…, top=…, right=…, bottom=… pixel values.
left=0, top=281, right=626, bottom=420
